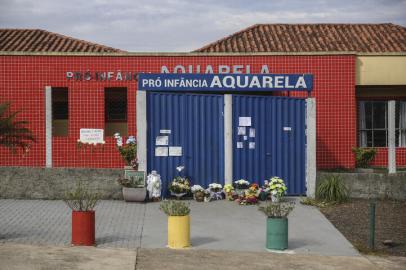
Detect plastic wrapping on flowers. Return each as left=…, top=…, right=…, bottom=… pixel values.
left=169, top=176, right=191, bottom=194
left=269, top=177, right=288, bottom=198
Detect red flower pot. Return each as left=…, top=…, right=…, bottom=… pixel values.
left=71, top=211, right=95, bottom=246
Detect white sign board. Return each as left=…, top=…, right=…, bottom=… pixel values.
left=156, top=136, right=169, bottom=146
left=239, top=117, right=251, bottom=127
left=169, top=146, right=182, bottom=156
left=155, top=147, right=168, bottom=157
left=80, top=129, right=104, bottom=144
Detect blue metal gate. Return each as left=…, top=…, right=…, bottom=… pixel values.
left=147, top=92, right=224, bottom=196
left=232, top=95, right=306, bottom=195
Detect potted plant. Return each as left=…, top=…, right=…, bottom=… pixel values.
left=258, top=201, right=295, bottom=250
left=117, top=175, right=146, bottom=202
left=160, top=200, right=191, bottom=249
left=233, top=179, right=250, bottom=196
left=269, top=177, right=287, bottom=202
left=63, top=180, right=99, bottom=246
left=191, top=185, right=205, bottom=202
left=352, top=147, right=377, bottom=172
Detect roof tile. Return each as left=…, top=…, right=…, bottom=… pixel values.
left=0, top=29, right=123, bottom=53
left=195, top=23, right=406, bottom=53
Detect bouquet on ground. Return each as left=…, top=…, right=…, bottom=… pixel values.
left=223, top=184, right=234, bottom=200
left=233, top=179, right=250, bottom=197
left=169, top=176, right=191, bottom=197
left=237, top=183, right=259, bottom=205
left=191, top=185, right=207, bottom=202
left=269, top=177, right=288, bottom=202
left=208, top=183, right=224, bottom=201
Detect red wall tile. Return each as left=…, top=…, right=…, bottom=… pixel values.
left=0, top=54, right=383, bottom=169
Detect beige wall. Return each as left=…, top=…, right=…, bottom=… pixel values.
left=356, top=56, right=406, bottom=85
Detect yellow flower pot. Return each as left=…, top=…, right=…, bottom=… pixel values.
left=167, top=215, right=190, bottom=248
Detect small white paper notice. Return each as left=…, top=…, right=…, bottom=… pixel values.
left=80, top=128, right=104, bottom=144
left=249, top=128, right=256, bottom=138
left=283, top=127, right=292, bottom=132
left=169, top=147, right=182, bottom=156
left=237, top=142, right=243, bottom=149
left=243, top=136, right=248, bottom=141
left=160, top=129, right=171, bottom=134
left=156, top=136, right=169, bottom=146
left=239, top=117, right=251, bottom=127
left=155, top=147, right=168, bottom=157
left=249, top=142, right=256, bottom=149
left=237, top=126, right=246, bottom=135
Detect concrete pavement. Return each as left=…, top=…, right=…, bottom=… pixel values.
left=1, top=244, right=405, bottom=270
left=0, top=198, right=357, bottom=255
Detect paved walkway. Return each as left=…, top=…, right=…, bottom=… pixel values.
left=1, top=244, right=406, bottom=270
left=0, top=198, right=358, bottom=256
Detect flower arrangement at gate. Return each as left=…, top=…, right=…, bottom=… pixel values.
left=269, top=177, right=288, bottom=202
left=223, top=184, right=234, bottom=200
left=114, top=133, right=138, bottom=169
left=191, top=185, right=206, bottom=202
left=258, top=180, right=271, bottom=201
left=76, top=139, right=106, bottom=152
left=236, top=183, right=259, bottom=205
left=169, top=166, right=191, bottom=198
left=208, top=183, right=224, bottom=201
left=233, top=179, right=250, bottom=190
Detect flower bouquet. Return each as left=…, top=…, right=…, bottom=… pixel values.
left=236, top=183, right=259, bottom=205
left=169, top=176, right=191, bottom=199
left=114, top=133, right=138, bottom=169
left=208, top=183, right=223, bottom=201
left=233, top=179, right=250, bottom=196
left=259, top=180, right=270, bottom=201
left=191, top=185, right=206, bottom=202
left=269, top=177, right=288, bottom=202
left=223, top=184, right=234, bottom=200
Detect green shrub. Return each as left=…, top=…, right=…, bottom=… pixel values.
left=160, top=200, right=190, bottom=216
left=63, top=180, right=99, bottom=211
left=352, top=147, right=377, bottom=168
left=258, top=202, right=295, bottom=218
left=316, top=176, right=349, bottom=203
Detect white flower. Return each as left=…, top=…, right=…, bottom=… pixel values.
left=114, top=133, right=121, bottom=139
left=191, top=185, right=204, bottom=193
left=126, top=136, right=136, bottom=144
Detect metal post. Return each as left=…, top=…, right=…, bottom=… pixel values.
left=368, top=201, right=376, bottom=250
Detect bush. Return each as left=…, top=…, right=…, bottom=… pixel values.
left=63, top=180, right=99, bottom=211
left=316, top=176, right=349, bottom=203
left=160, top=200, right=190, bottom=216
left=352, top=147, right=377, bottom=168
left=258, top=202, right=295, bottom=218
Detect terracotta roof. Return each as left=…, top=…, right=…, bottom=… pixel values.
left=0, top=29, right=123, bottom=53
left=194, top=23, right=406, bottom=53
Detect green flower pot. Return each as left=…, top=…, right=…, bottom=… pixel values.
left=266, top=217, right=288, bottom=250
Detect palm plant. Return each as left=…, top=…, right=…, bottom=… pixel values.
left=0, top=102, right=35, bottom=152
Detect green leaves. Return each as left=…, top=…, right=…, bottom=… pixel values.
left=0, top=102, right=35, bottom=153
left=352, top=147, right=377, bottom=168
left=63, top=180, right=100, bottom=211
left=258, top=201, right=295, bottom=218
left=316, top=175, right=349, bottom=203
left=159, top=200, right=190, bottom=216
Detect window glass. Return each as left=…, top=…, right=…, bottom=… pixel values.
left=105, top=88, right=128, bottom=136
left=52, top=88, right=68, bottom=136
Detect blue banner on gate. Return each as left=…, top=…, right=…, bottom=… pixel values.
left=138, top=73, right=313, bottom=92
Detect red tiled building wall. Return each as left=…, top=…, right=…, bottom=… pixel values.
left=0, top=54, right=391, bottom=170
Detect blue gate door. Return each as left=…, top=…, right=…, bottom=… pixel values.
left=147, top=92, right=224, bottom=196
left=233, top=95, right=306, bottom=195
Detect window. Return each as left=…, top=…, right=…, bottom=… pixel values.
left=105, top=88, right=128, bottom=136
left=52, top=88, right=68, bottom=136
left=358, top=101, right=406, bottom=147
